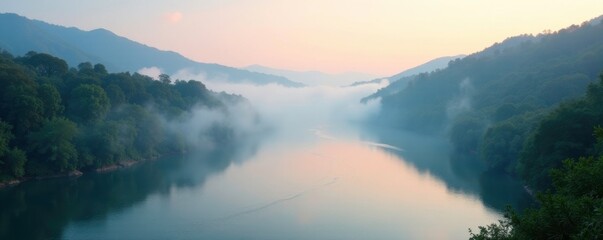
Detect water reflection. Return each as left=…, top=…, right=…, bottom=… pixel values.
left=0, top=143, right=258, bottom=240
left=360, top=126, right=533, bottom=212
left=0, top=124, right=529, bottom=240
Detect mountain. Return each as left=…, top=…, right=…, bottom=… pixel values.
left=356, top=55, right=465, bottom=102
left=390, top=55, right=467, bottom=80
left=244, top=64, right=377, bottom=87
left=370, top=14, right=603, bottom=185
left=0, top=13, right=303, bottom=87
left=376, top=18, right=603, bottom=132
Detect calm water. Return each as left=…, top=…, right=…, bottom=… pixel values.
left=0, top=124, right=531, bottom=240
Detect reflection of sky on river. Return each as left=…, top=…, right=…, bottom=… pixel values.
left=63, top=124, right=500, bottom=240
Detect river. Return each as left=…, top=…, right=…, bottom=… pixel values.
left=0, top=121, right=531, bottom=240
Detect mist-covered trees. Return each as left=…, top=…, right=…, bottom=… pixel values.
left=0, top=51, right=244, bottom=181
left=374, top=18, right=603, bottom=192
left=468, top=75, right=603, bottom=239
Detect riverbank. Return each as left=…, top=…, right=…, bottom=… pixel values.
left=94, top=160, right=142, bottom=173
left=0, top=170, right=83, bottom=189
left=0, top=158, right=156, bottom=189
left=0, top=179, right=21, bottom=188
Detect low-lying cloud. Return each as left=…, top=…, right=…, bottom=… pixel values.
left=138, top=66, right=163, bottom=80
left=446, top=78, right=474, bottom=120
left=164, top=99, right=260, bottom=152
left=172, top=71, right=386, bottom=132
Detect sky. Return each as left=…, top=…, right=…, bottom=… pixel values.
left=1, top=0, right=602, bottom=76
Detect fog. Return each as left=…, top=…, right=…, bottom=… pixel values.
left=163, top=99, right=260, bottom=151
left=171, top=70, right=388, bottom=133
left=134, top=66, right=390, bottom=158
left=446, top=78, right=474, bottom=120
left=138, top=66, right=163, bottom=80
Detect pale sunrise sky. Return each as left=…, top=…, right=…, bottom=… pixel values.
left=1, top=0, right=602, bottom=75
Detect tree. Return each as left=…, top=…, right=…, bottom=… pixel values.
left=470, top=129, right=603, bottom=239
left=0, top=58, right=43, bottom=135
left=104, top=84, right=126, bottom=106
left=470, top=156, right=603, bottom=239
left=22, top=53, right=68, bottom=77
left=77, top=62, right=93, bottom=72
left=7, top=95, right=44, bottom=136
left=0, top=51, right=247, bottom=179
left=159, top=74, right=171, bottom=84
left=0, top=121, right=26, bottom=179
left=93, top=64, right=107, bottom=75
left=67, top=84, right=110, bottom=124
left=3, top=148, right=27, bottom=178
left=0, top=120, right=11, bottom=158
left=450, top=114, right=485, bottom=154
left=27, top=118, right=78, bottom=173
left=38, top=84, right=63, bottom=118
left=519, top=77, right=603, bottom=191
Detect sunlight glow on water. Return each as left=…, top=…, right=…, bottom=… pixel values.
left=60, top=126, right=501, bottom=240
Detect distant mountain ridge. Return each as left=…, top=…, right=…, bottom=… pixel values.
left=368, top=14, right=603, bottom=107
left=355, top=55, right=465, bottom=102
left=244, top=65, right=378, bottom=87
left=0, top=13, right=303, bottom=87
left=351, top=55, right=465, bottom=86
left=390, top=55, right=467, bottom=80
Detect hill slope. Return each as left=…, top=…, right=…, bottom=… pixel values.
left=0, top=13, right=303, bottom=87
left=371, top=15, right=603, bottom=180
left=0, top=51, right=259, bottom=182
left=245, top=65, right=377, bottom=87
left=357, top=55, right=465, bottom=101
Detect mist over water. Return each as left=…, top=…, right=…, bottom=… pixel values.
left=199, top=80, right=387, bottom=132
left=0, top=74, right=530, bottom=240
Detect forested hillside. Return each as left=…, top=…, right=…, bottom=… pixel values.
left=357, top=55, right=465, bottom=96
left=372, top=17, right=603, bottom=191
left=470, top=78, right=603, bottom=238
left=0, top=51, right=255, bottom=182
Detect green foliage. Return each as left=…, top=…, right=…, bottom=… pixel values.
left=450, top=114, right=485, bottom=154
left=471, top=77, right=603, bottom=240
left=9, top=94, right=44, bottom=135
left=469, top=213, right=514, bottom=240
left=470, top=156, right=603, bottom=239
left=480, top=111, right=544, bottom=174
left=21, top=52, right=68, bottom=77
left=67, top=84, right=110, bottom=124
left=0, top=51, right=248, bottom=180
left=38, top=84, right=63, bottom=118
left=93, top=63, right=107, bottom=75
left=0, top=120, right=27, bottom=179
left=0, top=120, right=12, bottom=158
left=27, top=118, right=79, bottom=173
left=520, top=77, right=603, bottom=190
left=375, top=20, right=603, bottom=181
left=4, top=148, right=26, bottom=178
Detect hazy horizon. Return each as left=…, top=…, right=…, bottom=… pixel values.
left=0, top=1, right=601, bottom=76
left=2, top=2, right=603, bottom=239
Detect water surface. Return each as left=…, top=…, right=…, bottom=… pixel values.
left=0, top=124, right=530, bottom=240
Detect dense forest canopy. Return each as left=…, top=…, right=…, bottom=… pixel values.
left=371, top=18, right=603, bottom=192
left=0, top=51, right=256, bottom=181
left=355, top=16, right=603, bottom=238
left=470, top=123, right=603, bottom=239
